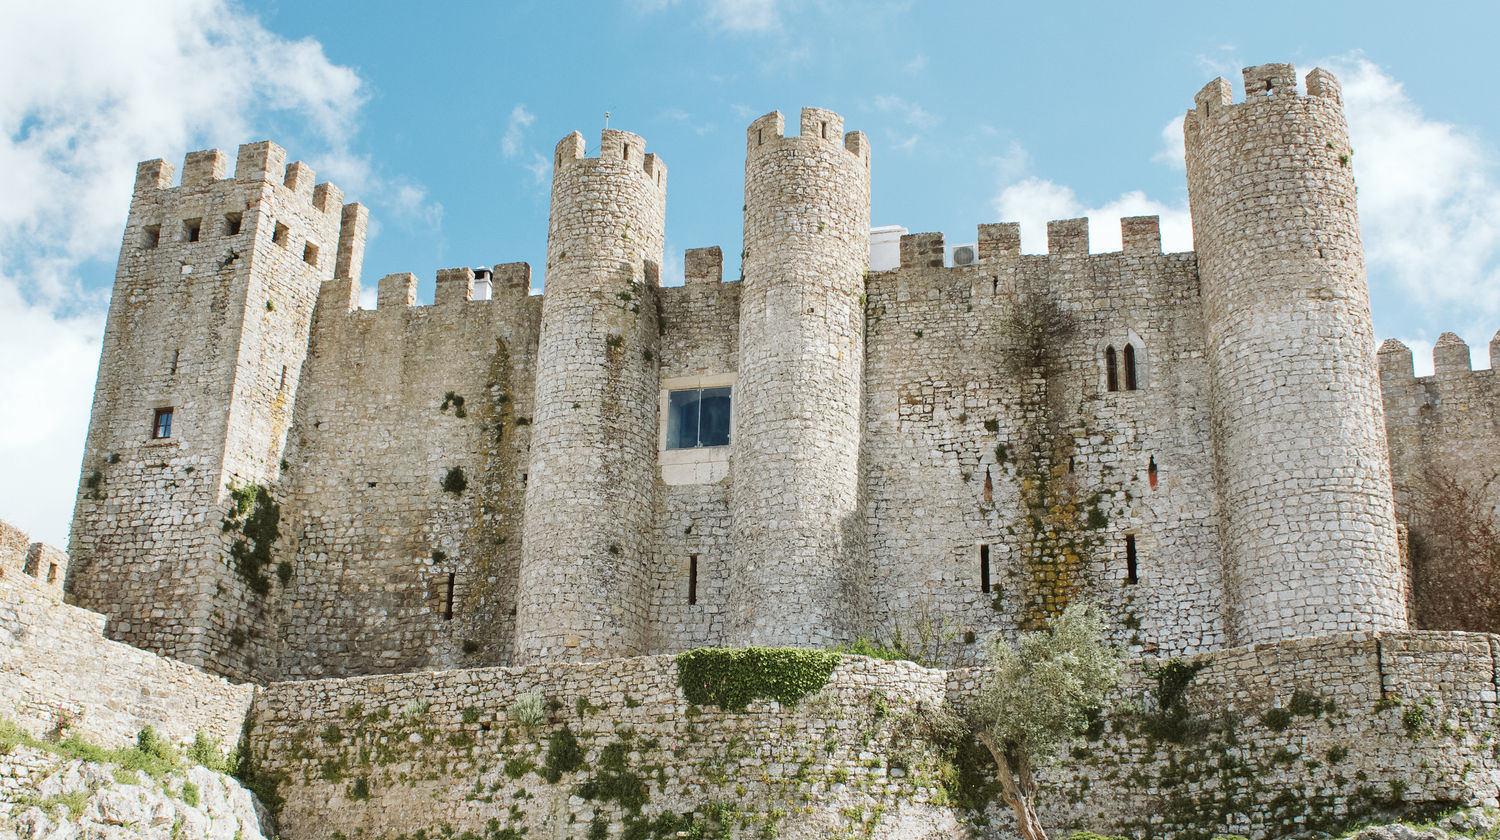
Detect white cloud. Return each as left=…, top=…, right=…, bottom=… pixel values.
left=502, top=104, right=535, bottom=159
left=873, top=95, right=938, bottom=131
left=993, top=178, right=1192, bottom=255
left=0, top=0, right=367, bottom=544
left=525, top=151, right=552, bottom=187
left=703, top=0, right=783, bottom=32
left=1329, top=56, right=1500, bottom=319
left=873, top=94, right=938, bottom=154
left=1153, top=116, right=1185, bottom=169
left=904, top=54, right=927, bottom=74
left=0, top=275, right=103, bottom=547
left=628, top=0, right=783, bottom=33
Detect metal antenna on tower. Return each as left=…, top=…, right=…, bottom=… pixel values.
left=605, top=111, right=611, bottom=129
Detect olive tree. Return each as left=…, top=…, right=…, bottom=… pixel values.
left=971, top=603, right=1123, bottom=840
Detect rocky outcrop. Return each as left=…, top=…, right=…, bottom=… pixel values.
left=0, top=747, right=269, bottom=840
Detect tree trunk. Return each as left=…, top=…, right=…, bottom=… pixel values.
left=977, top=731, right=1048, bottom=840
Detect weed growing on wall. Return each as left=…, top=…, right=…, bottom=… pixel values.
left=443, top=467, right=468, bottom=495
left=675, top=647, right=841, bottom=712
left=221, top=483, right=281, bottom=595
left=542, top=725, right=584, bottom=783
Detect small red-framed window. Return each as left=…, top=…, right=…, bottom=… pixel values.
left=152, top=407, right=174, bottom=439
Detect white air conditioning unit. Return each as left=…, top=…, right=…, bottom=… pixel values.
left=948, top=243, right=979, bottom=267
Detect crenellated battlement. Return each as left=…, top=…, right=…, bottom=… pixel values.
left=887, top=215, right=1171, bottom=270
left=745, top=107, right=869, bottom=165
left=553, top=130, right=666, bottom=191
left=1186, top=63, right=1346, bottom=141
left=1379, top=332, right=1500, bottom=386
left=684, top=246, right=723, bottom=284
left=361, top=262, right=535, bottom=312
left=133, top=141, right=345, bottom=216
left=0, top=518, right=67, bottom=598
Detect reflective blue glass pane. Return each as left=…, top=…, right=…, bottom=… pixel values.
left=699, top=387, right=731, bottom=447
left=666, top=389, right=700, bottom=449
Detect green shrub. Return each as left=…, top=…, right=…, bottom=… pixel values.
left=1261, top=707, right=1293, bottom=732
left=676, top=647, right=840, bottom=712
left=509, top=693, right=547, bottom=731
left=543, top=725, right=584, bottom=783
left=181, top=781, right=200, bottom=808
left=830, top=637, right=913, bottom=662
left=187, top=732, right=228, bottom=772
left=347, top=777, right=370, bottom=800
left=442, top=467, right=468, bottom=495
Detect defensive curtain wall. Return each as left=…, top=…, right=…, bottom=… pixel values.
left=3, top=514, right=1500, bottom=837
left=0, top=520, right=251, bottom=752
left=243, top=630, right=1500, bottom=840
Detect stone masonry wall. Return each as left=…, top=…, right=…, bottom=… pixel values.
left=647, top=258, right=741, bottom=654
left=1379, top=334, right=1500, bottom=632
left=731, top=108, right=873, bottom=648
left=1015, top=630, right=1500, bottom=839
left=276, top=265, right=540, bottom=679
left=515, top=130, right=667, bottom=663
left=247, top=631, right=1500, bottom=840
left=66, top=141, right=358, bottom=683
left=1184, top=64, right=1407, bottom=644
left=862, top=219, right=1223, bottom=667
left=249, top=654, right=961, bottom=840
left=0, top=519, right=67, bottom=597
left=0, top=574, right=251, bottom=750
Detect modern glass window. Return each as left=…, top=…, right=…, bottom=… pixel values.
left=666, top=387, right=731, bottom=449
left=152, top=407, right=174, bottom=439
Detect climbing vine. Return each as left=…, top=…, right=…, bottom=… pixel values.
left=222, top=483, right=281, bottom=595
left=675, top=647, right=841, bottom=712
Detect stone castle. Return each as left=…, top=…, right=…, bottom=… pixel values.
left=52, top=62, right=1500, bottom=685
left=6, top=61, right=1500, bottom=839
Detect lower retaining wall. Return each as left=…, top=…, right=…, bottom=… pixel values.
left=0, top=576, right=252, bottom=749
left=251, top=632, right=1500, bottom=840
left=249, top=654, right=961, bottom=839
left=1014, top=630, right=1500, bottom=838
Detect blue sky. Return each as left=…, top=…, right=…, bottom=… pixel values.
left=3, top=0, right=1499, bottom=544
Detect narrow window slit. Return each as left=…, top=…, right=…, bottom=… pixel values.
left=170, top=349, right=179, bottom=376
left=820, top=121, right=828, bottom=139
left=443, top=573, right=456, bottom=620
left=1148, top=456, right=1158, bottom=489
left=1123, top=344, right=1138, bottom=391
left=1125, top=535, right=1138, bottom=585
left=1105, top=345, right=1119, bottom=392
left=279, top=364, right=287, bottom=390
left=688, top=555, right=698, bottom=605
left=979, top=545, right=991, bottom=593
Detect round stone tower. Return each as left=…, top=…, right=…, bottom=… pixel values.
left=729, top=108, right=871, bottom=647
left=1184, top=63, right=1407, bottom=643
left=515, top=129, right=666, bottom=663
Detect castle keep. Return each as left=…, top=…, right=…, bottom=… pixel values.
left=57, top=63, right=1499, bottom=687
